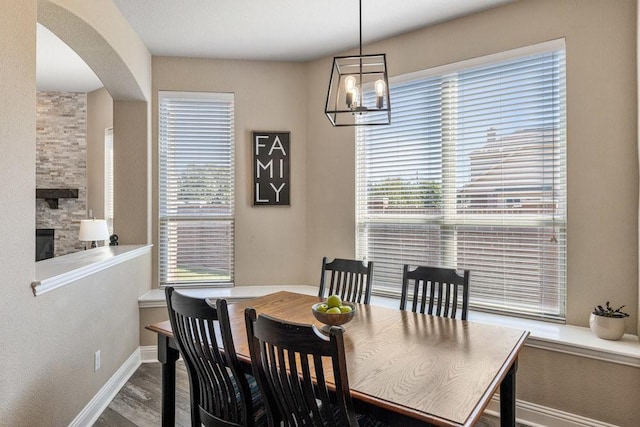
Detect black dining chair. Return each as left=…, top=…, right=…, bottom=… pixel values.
left=318, top=257, right=373, bottom=304
left=165, top=287, right=266, bottom=427
left=400, top=265, right=471, bottom=320
left=244, top=308, right=388, bottom=427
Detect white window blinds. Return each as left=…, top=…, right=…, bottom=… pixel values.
left=159, top=91, right=235, bottom=287
left=356, top=40, right=566, bottom=320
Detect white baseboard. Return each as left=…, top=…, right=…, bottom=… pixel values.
left=69, top=349, right=141, bottom=427
left=140, top=345, right=160, bottom=363
left=485, top=395, right=618, bottom=427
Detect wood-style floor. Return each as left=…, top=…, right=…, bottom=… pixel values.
left=93, top=362, right=191, bottom=427
left=93, top=361, right=521, bottom=427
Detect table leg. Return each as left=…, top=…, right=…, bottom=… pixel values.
left=157, top=334, right=180, bottom=427
left=500, top=358, right=518, bottom=427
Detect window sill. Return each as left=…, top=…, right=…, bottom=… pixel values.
left=480, top=313, right=640, bottom=368
left=138, top=285, right=640, bottom=367
left=368, top=295, right=640, bottom=368
left=138, top=285, right=319, bottom=308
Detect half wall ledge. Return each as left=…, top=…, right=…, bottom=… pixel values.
left=32, top=244, right=152, bottom=296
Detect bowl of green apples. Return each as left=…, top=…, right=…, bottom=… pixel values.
left=312, top=294, right=356, bottom=327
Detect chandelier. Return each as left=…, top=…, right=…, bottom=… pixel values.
left=324, top=0, right=391, bottom=126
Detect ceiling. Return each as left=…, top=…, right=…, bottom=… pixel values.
left=37, top=0, right=515, bottom=92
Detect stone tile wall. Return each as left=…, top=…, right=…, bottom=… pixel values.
left=36, top=92, right=88, bottom=257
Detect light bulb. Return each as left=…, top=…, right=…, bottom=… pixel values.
left=350, top=87, right=359, bottom=107
left=345, top=76, right=357, bottom=108
left=345, top=76, right=357, bottom=91
left=375, top=80, right=386, bottom=109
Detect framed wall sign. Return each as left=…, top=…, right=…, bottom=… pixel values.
left=252, top=131, right=290, bottom=206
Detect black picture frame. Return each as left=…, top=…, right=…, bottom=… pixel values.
left=252, top=131, right=290, bottom=206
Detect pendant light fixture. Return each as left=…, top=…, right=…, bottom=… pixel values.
left=325, top=0, right=391, bottom=126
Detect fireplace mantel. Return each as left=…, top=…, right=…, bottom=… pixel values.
left=36, top=188, right=79, bottom=209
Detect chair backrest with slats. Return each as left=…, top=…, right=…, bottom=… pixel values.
left=166, top=287, right=254, bottom=427
left=400, top=265, right=471, bottom=320
left=244, top=308, right=359, bottom=427
left=318, top=257, right=373, bottom=304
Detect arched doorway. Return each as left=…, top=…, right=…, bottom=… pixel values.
left=38, top=0, right=152, bottom=244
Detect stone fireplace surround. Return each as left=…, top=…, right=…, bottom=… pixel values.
left=36, top=91, right=88, bottom=258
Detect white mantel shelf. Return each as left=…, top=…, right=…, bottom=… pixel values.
left=32, top=244, right=152, bottom=297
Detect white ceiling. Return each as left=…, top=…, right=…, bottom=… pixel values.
left=37, top=0, right=515, bottom=92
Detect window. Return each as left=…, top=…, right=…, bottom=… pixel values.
left=104, top=127, right=114, bottom=234
left=356, top=40, right=566, bottom=320
left=159, top=92, right=235, bottom=287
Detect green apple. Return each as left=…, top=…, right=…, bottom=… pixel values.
left=315, top=303, right=328, bottom=313
left=326, top=307, right=342, bottom=314
left=339, top=305, right=352, bottom=313
left=326, top=294, right=342, bottom=308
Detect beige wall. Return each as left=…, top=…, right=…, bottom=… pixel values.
left=637, top=0, right=640, bottom=350
left=0, top=0, right=39, bottom=420
left=148, top=2, right=638, bottom=424
left=306, top=0, right=639, bottom=332
left=140, top=306, right=170, bottom=346
left=12, top=254, right=149, bottom=426
left=518, top=346, right=640, bottom=426
left=113, top=100, right=151, bottom=245
left=0, top=0, right=154, bottom=423
left=152, top=57, right=308, bottom=288
left=87, top=87, right=114, bottom=222
left=3, top=0, right=638, bottom=424
left=303, top=0, right=639, bottom=424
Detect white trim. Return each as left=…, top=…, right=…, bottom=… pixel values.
left=140, top=345, right=160, bottom=363
left=526, top=335, right=640, bottom=369
left=368, top=295, right=640, bottom=368
left=394, top=38, right=566, bottom=84
left=469, top=310, right=640, bottom=369
left=484, top=396, right=619, bottom=427
left=371, top=295, right=640, bottom=368
left=32, top=244, right=152, bottom=296
left=158, top=90, right=234, bottom=102
left=140, top=345, right=183, bottom=364
left=138, top=285, right=319, bottom=308
left=69, top=349, right=141, bottom=427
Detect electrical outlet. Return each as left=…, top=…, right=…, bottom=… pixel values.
left=94, top=350, right=101, bottom=372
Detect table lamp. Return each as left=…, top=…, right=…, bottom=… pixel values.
left=79, top=219, right=110, bottom=249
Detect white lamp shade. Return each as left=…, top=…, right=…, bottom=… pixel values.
left=79, top=219, right=110, bottom=242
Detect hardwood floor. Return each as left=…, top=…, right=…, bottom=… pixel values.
left=94, top=362, right=524, bottom=427
left=93, top=362, right=191, bottom=427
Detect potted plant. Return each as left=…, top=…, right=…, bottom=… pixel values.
left=589, top=301, right=629, bottom=340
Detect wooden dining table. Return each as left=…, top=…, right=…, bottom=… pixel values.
left=146, top=290, right=529, bottom=427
